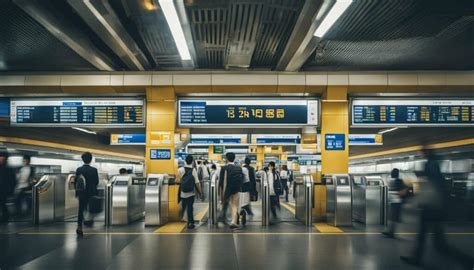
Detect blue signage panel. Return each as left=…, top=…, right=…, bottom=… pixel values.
left=348, top=134, right=383, bottom=146
left=10, top=98, right=144, bottom=126
left=325, top=134, right=345, bottom=151
left=191, top=138, right=243, bottom=144
left=150, top=149, right=172, bottom=160
left=352, top=99, right=474, bottom=126
left=0, top=98, right=10, bottom=117
left=111, top=134, right=146, bottom=145
left=255, top=138, right=301, bottom=144
left=178, top=99, right=319, bottom=126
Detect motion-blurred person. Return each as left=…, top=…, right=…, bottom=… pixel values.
left=178, top=155, right=202, bottom=229
left=401, top=148, right=473, bottom=268
left=219, top=152, right=244, bottom=229
left=238, top=161, right=251, bottom=225
left=267, top=162, right=283, bottom=222
left=0, top=152, right=16, bottom=223
left=280, top=165, right=290, bottom=202
left=382, top=168, right=408, bottom=238
left=15, top=155, right=35, bottom=216
left=197, top=160, right=210, bottom=201
left=119, top=168, right=128, bottom=176
left=75, top=152, right=99, bottom=236
left=243, top=157, right=256, bottom=214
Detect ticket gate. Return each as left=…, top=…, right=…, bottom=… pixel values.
left=208, top=174, right=219, bottom=225
left=261, top=174, right=270, bottom=226
left=325, top=174, right=352, bottom=226
left=33, top=174, right=78, bottom=224
left=352, top=175, right=387, bottom=225
left=294, top=174, right=314, bottom=226
left=145, top=174, right=170, bottom=226
left=105, top=176, right=146, bottom=225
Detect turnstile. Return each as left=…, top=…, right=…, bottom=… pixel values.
left=105, top=176, right=146, bottom=225
left=145, top=174, right=170, bottom=226
left=261, top=174, right=270, bottom=226
left=33, top=174, right=77, bottom=224
left=208, top=173, right=219, bottom=225
left=352, top=175, right=387, bottom=225
left=325, top=174, right=352, bottom=226
left=294, top=174, right=313, bottom=226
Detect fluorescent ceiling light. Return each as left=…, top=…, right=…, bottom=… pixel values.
left=378, top=127, right=398, bottom=134
left=72, top=127, right=97, bottom=135
left=159, top=0, right=191, bottom=60
left=314, top=0, right=353, bottom=38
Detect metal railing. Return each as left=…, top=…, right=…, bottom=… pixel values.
left=104, top=182, right=113, bottom=227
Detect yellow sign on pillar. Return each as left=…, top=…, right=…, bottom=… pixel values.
left=320, top=86, right=349, bottom=175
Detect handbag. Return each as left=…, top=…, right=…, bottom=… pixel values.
left=88, top=196, right=103, bottom=214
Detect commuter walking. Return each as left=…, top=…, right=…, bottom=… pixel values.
left=0, top=152, right=16, bottom=223
left=243, top=157, right=256, bottom=214
left=178, top=155, right=202, bottom=229
left=219, top=152, right=244, bottom=229
left=75, top=152, right=99, bottom=236
left=238, top=162, right=251, bottom=225
left=267, top=162, right=283, bottom=222
left=401, top=148, right=473, bottom=268
left=197, top=160, right=210, bottom=201
left=15, top=155, right=35, bottom=216
left=382, top=168, right=408, bottom=238
left=280, top=165, right=290, bottom=202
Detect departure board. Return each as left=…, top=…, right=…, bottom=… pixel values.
left=352, top=99, right=474, bottom=126
left=178, top=99, right=319, bottom=127
left=10, top=99, right=144, bottom=127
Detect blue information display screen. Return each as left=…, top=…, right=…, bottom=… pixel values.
left=111, top=134, right=146, bottom=145
left=150, top=149, right=171, bottom=160
left=325, top=134, right=345, bottom=151
left=352, top=99, right=474, bottom=126
left=0, top=98, right=9, bottom=118
left=10, top=99, right=144, bottom=126
left=178, top=99, right=319, bottom=126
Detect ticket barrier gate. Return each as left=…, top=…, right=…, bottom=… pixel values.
left=33, top=174, right=78, bottom=224
left=105, top=176, right=146, bottom=226
left=261, top=175, right=270, bottom=226
left=325, top=174, right=352, bottom=226
left=208, top=174, right=219, bottom=225
left=294, top=174, right=314, bottom=226
left=145, top=174, right=170, bottom=226
left=352, top=176, right=387, bottom=225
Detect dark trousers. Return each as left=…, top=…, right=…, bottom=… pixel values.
left=413, top=208, right=473, bottom=267
left=282, top=180, right=289, bottom=202
left=77, top=196, right=89, bottom=227
left=386, top=203, right=402, bottom=234
left=182, top=196, right=195, bottom=225
left=270, top=195, right=280, bottom=219
left=0, top=197, right=9, bottom=222
left=15, top=188, right=31, bottom=215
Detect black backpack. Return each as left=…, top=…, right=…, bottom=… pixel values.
left=181, top=167, right=195, bottom=193
left=273, top=172, right=284, bottom=196
left=225, top=165, right=244, bottom=194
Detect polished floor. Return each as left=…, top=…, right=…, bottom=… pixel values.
left=1, top=202, right=473, bottom=270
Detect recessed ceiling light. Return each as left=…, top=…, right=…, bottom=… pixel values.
left=159, top=0, right=192, bottom=60
left=314, top=0, right=353, bottom=38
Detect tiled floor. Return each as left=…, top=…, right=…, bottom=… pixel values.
left=1, top=201, right=473, bottom=270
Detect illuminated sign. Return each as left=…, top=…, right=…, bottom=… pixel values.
left=348, top=134, right=383, bottom=146
left=10, top=98, right=144, bottom=127
left=111, top=134, right=146, bottom=145
left=352, top=99, right=474, bottom=126
left=251, top=134, right=301, bottom=144
left=0, top=98, right=9, bottom=118
left=325, top=134, right=345, bottom=151
left=190, top=134, right=248, bottom=144
left=150, top=149, right=171, bottom=160
left=178, top=99, right=319, bottom=127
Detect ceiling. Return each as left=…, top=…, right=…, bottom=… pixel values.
left=0, top=0, right=472, bottom=72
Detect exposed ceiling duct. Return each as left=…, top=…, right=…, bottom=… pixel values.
left=67, top=0, right=151, bottom=71
left=13, top=0, right=116, bottom=71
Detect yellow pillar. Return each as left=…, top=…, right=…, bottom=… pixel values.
left=256, top=146, right=264, bottom=170
left=316, top=86, right=349, bottom=221
left=146, top=87, right=180, bottom=221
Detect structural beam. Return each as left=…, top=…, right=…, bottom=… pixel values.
left=13, top=0, right=116, bottom=71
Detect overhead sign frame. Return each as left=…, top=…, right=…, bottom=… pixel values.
left=351, top=98, right=474, bottom=127
left=178, top=97, right=320, bottom=128
left=10, top=97, right=145, bottom=127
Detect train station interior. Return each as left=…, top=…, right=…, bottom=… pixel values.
left=0, top=0, right=473, bottom=269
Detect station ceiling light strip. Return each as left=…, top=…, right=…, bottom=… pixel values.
left=71, top=127, right=97, bottom=135
left=159, top=0, right=192, bottom=60
left=314, top=0, right=353, bottom=38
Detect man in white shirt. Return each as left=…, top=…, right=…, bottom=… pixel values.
left=178, top=155, right=202, bottom=229
left=15, top=155, right=34, bottom=215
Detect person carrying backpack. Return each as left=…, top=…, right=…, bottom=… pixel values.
left=219, top=152, right=243, bottom=229
left=75, top=152, right=99, bottom=236
left=178, top=155, right=202, bottom=229
left=267, top=161, right=283, bottom=222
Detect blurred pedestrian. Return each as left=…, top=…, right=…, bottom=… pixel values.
left=75, top=152, right=99, bottom=236
left=15, top=155, right=35, bottom=216
left=0, top=152, right=15, bottom=223
left=178, top=155, right=202, bottom=229
left=119, top=168, right=128, bottom=176
left=382, top=168, right=408, bottom=238
left=219, top=152, right=243, bottom=229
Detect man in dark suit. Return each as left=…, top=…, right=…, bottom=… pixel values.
left=75, top=152, right=99, bottom=236
left=0, top=151, right=16, bottom=223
